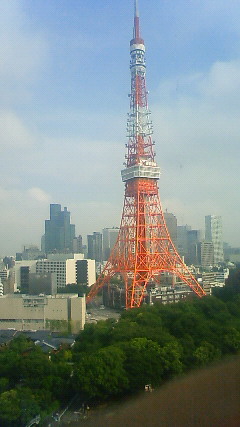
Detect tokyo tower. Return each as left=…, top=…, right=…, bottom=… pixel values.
left=87, top=0, right=206, bottom=308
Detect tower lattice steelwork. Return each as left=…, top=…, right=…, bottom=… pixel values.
left=87, top=0, right=206, bottom=308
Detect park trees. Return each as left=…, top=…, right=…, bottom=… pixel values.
left=73, top=345, right=128, bottom=399
left=1, top=272, right=240, bottom=423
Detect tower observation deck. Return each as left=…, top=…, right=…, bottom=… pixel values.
left=87, top=0, right=206, bottom=308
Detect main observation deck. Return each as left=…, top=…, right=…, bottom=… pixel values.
left=121, top=161, right=160, bottom=182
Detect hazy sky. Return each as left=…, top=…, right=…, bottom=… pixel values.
left=1, top=0, right=240, bottom=256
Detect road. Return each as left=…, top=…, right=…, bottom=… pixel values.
left=85, top=306, right=121, bottom=323
left=42, top=396, right=89, bottom=426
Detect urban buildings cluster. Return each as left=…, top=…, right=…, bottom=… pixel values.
left=164, top=212, right=225, bottom=267
left=1, top=3, right=239, bottom=342
left=0, top=203, right=239, bottom=330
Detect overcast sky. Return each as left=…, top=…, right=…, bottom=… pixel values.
left=0, top=0, right=240, bottom=256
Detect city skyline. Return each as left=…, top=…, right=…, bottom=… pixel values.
left=1, top=0, right=240, bottom=255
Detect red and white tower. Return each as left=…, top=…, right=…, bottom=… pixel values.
left=87, top=0, right=206, bottom=308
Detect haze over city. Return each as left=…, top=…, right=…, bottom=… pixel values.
left=1, top=0, right=240, bottom=255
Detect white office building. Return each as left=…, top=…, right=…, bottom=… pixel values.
left=14, top=254, right=96, bottom=291
left=36, top=254, right=84, bottom=288
left=205, top=215, right=224, bottom=264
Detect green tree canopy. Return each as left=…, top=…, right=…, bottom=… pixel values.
left=73, top=345, right=128, bottom=399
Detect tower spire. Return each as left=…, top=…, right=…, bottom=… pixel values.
left=135, top=0, right=139, bottom=17
left=134, top=0, right=140, bottom=39
left=132, top=0, right=143, bottom=44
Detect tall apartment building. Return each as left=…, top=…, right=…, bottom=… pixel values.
left=198, top=241, right=214, bottom=268
left=72, top=235, right=83, bottom=253
left=102, top=228, right=119, bottom=260
left=205, top=215, right=224, bottom=264
left=164, top=211, right=177, bottom=247
left=87, top=232, right=103, bottom=262
left=44, top=204, right=76, bottom=253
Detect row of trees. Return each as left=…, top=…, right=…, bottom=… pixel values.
left=0, top=268, right=239, bottom=425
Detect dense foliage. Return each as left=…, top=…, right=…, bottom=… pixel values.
left=0, top=336, right=73, bottom=426
left=0, top=268, right=239, bottom=425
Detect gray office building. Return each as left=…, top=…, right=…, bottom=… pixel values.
left=177, top=225, right=192, bottom=259
left=87, top=232, right=103, bottom=262
left=164, top=211, right=177, bottom=247
left=177, top=225, right=202, bottom=265
left=102, top=228, right=119, bottom=260
left=44, top=204, right=75, bottom=254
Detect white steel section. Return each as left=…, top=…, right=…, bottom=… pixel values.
left=130, top=47, right=145, bottom=70
left=127, top=111, right=153, bottom=137
left=121, top=163, right=160, bottom=182
left=130, top=43, right=145, bottom=52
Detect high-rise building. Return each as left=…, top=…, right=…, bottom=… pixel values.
left=177, top=225, right=192, bottom=259
left=102, top=228, right=119, bottom=260
left=205, top=215, right=224, bottom=264
left=44, top=204, right=76, bottom=254
left=187, top=229, right=202, bottom=265
left=72, top=235, right=83, bottom=253
left=164, top=211, right=177, bottom=247
left=198, top=241, right=214, bottom=268
left=177, top=226, right=202, bottom=265
left=87, top=232, right=103, bottom=262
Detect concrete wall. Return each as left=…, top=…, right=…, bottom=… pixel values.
left=87, top=259, right=96, bottom=286
left=71, top=295, right=86, bottom=332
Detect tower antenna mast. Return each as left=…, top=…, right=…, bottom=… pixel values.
left=87, top=0, right=206, bottom=308
left=134, top=0, right=140, bottom=38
